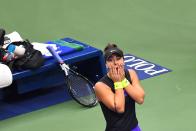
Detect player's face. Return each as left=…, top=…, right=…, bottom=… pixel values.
left=106, top=54, right=124, bottom=68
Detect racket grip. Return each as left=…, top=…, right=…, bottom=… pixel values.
left=47, top=46, right=64, bottom=63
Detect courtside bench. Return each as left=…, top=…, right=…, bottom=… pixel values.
left=0, top=38, right=107, bottom=98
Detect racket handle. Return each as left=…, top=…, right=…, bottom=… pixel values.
left=47, top=46, right=64, bottom=63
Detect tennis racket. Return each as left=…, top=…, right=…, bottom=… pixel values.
left=47, top=46, right=98, bottom=107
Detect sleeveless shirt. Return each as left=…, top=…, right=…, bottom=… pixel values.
left=99, top=69, right=138, bottom=131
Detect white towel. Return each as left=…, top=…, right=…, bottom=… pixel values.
left=3, top=31, right=24, bottom=48
left=31, top=42, right=60, bottom=56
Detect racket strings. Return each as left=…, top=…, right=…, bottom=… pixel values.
left=68, top=73, right=97, bottom=105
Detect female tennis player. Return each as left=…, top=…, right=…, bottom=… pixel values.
left=94, top=43, right=145, bottom=131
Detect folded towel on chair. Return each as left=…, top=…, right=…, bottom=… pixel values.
left=32, top=38, right=84, bottom=59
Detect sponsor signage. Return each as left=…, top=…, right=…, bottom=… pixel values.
left=124, top=54, right=172, bottom=80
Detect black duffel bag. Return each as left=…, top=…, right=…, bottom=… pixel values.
left=10, top=40, right=45, bottom=70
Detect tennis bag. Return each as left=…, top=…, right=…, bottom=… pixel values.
left=10, top=40, right=45, bottom=70
left=0, top=29, right=5, bottom=45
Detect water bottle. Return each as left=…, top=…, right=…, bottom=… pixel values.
left=2, top=51, right=15, bottom=62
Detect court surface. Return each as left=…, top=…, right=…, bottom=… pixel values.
left=0, top=0, right=196, bottom=131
